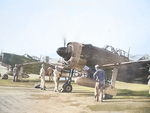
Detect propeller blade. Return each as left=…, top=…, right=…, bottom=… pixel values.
left=63, top=37, right=66, bottom=47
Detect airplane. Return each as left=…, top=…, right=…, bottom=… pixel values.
left=0, top=52, right=72, bottom=81
left=55, top=42, right=150, bottom=98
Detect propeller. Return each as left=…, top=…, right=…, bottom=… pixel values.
left=63, top=37, right=66, bottom=47
left=57, top=37, right=72, bottom=60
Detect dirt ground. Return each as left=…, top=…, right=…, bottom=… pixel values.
left=0, top=85, right=150, bottom=113
left=0, top=65, right=150, bottom=113
left=0, top=86, right=91, bottom=113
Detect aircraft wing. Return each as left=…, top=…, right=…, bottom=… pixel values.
left=16, top=61, right=42, bottom=66
left=49, top=62, right=64, bottom=69
left=49, top=62, right=72, bottom=73
left=102, top=59, right=150, bottom=69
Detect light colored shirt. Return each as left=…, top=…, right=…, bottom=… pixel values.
left=148, top=79, right=150, bottom=86
left=40, top=67, right=45, bottom=77
left=54, top=69, right=61, bottom=78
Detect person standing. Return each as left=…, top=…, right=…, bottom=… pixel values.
left=53, top=66, right=61, bottom=92
left=93, top=64, right=106, bottom=102
left=40, top=64, right=46, bottom=90
left=147, top=75, right=150, bottom=94
left=47, top=67, right=53, bottom=81
left=12, top=64, right=19, bottom=82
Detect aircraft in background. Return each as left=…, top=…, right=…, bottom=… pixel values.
left=0, top=52, right=72, bottom=81
left=55, top=42, right=150, bottom=98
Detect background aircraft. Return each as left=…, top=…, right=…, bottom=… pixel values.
left=0, top=52, right=71, bottom=81
left=56, top=42, right=150, bottom=98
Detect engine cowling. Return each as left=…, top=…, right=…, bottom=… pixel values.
left=63, top=42, right=87, bottom=71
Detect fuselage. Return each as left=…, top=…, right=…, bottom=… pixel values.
left=80, top=44, right=129, bottom=68
left=57, top=42, right=129, bottom=70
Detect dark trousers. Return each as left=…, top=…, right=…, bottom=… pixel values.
left=12, top=75, right=18, bottom=82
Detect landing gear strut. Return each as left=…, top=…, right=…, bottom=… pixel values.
left=61, top=69, right=74, bottom=92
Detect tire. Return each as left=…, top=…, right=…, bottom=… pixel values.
left=63, top=84, right=72, bottom=92
left=2, top=74, right=8, bottom=79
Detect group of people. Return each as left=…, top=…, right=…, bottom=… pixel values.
left=13, top=63, right=105, bottom=102
left=40, top=64, right=62, bottom=92
left=11, top=63, right=62, bottom=92
left=11, top=63, right=150, bottom=103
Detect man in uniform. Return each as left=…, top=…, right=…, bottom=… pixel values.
left=93, top=64, right=106, bottom=102
left=53, top=65, right=62, bottom=92
left=147, top=75, right=150, bottom=94
left=40, top=64, right=46, bottom=90
left=12, top=64, right=19, bottom=82
left=47, top=67, right=53, bottom=81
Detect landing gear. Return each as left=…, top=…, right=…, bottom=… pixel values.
left=62, top=83, right=72, bottom=92
left=61, top=69, right=74, bottom=92
left=2, top=74, right=8, bottom=79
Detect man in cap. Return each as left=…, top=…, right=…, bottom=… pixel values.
left=93, top=64, right=106, bottom=102
left=53, top=65, right=62, bottom=92
left=40, top=64, right=46, bottom=90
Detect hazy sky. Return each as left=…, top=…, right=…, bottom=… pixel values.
left=0, top=0, right=150, bottom=59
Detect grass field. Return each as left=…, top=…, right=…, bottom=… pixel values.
left=0, top=75, right=150, bottom=98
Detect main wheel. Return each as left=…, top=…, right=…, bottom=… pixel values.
left=2, top=74, right=8, bottom=79
left=63, top=84, right=72, bottom=92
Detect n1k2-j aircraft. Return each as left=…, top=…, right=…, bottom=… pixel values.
left=55, top=42, right=150, bottom=98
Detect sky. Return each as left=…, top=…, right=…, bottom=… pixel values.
left=0, top=0, right=150, bottom=59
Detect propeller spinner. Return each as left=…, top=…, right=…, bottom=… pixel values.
left=57, top=40, right=72, bottom=61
